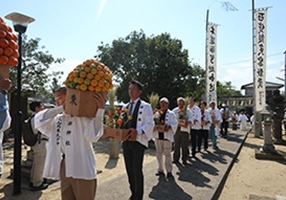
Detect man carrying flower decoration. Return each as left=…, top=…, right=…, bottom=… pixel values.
left=121, top=80, right=154, bottom=200
left=34, top=87, right=106, bottom=200
left=153, top=97, right=178, bottom=178
left=172, top=97, right=193, bottom=165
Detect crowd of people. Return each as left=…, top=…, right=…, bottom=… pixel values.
left=0, top=78, right=252, bottom=200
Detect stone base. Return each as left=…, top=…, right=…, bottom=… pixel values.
left=255, top=149, right=285, bottom=160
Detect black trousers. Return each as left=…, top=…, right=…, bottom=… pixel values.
left=198, top=129, right=209, bottom=150
left=123, top=141, right=146, bottom=200
left=220, top=119, right=229, bottom=136
left=190, top=129, right=200, bottom=156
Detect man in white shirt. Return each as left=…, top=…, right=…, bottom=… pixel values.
left=35, top=87, right=106, bottom=200
left=209, top=101, right=222, bottom=149
left=220, top=103, right=231, bottom=138
left=153, top=97, right=177, bottom=177
left=238, top=111, right=248, bottom=131
left=189, top=97, right=201, bottom=158
left=199, top=101, right=212, bottom=152
left=121, top=80, right=154, bottom=200
left=172, top=97, right=193, bottom=164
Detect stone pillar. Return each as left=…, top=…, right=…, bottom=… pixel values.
left=261, top=115, right=275, bottom=153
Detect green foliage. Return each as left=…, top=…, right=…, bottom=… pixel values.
left=9, top=35, right=64, bottom=101
left=217, top=81, right=242, bottom=96
left=95, top=30, right=205, bottom=105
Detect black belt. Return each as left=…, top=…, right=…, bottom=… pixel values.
left=41, top=138, right=49, bottom=141
left=62, top=154, right=65, bottom=159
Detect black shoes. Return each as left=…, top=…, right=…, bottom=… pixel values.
left=167, top=172, right=173, bottom=178
left=155, top=171, right=165, bottom=176
left=30, top=183, right=48, bottom=191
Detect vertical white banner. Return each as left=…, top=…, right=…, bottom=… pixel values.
left=254, top=9, right=267, bottom=111
left=206, top=23, right=218, bottom=105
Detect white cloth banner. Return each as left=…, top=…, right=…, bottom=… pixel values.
left=206, top=23, right=218, bottom=106
left=254, top=9, right=267, bottom=111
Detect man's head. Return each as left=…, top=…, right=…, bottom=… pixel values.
left=159, top=97, right=169, bottom=111
left=54, top=87, right=67, bottom=106
left=210, top=101, right=216, bottom=109
left=177, top=97, right=185, bottom=108
left=200, top=101, right=207, bottom=110
left=189, top=96, right=196, bottom=108
left=29, top=101, right=43, bottom=113
left=128, top=80, right=143, bottom=101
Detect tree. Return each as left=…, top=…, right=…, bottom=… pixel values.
left=9, top=35, right=64, bottom=101
left=217, top=81, right=241, bottom=96
left=95, top=30, right=205, bottom=106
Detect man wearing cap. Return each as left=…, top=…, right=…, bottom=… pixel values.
left=153, top=97, right=177, bottom=177
left=208, top=101, right=222, bottom=149
left=220, top=103, right=231, bottom=138
left=188, top=97, right=201, bottom=158
left=172, top=97, right=193, bottom=164
left=121, top=80, right=154, bottom=200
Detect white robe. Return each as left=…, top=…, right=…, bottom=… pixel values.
left=35, top=106, right=104, bottom=180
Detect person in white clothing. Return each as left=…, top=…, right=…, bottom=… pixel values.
left=153, top=97, right=177, bottom=178
left=238, top=111, right=248, bottom=131
left=121, top=80, right=154, bottom=200
left=208, top=101, right=222, bottom=149
left=34, top=87, right=106, bottom=200
left=172, top=97, right=193, bottom=164
left=199, top=101, right=212, bottom=151
left=189, top=96, right=201, bottom=158
left=0, top=77, right=11, bottom=177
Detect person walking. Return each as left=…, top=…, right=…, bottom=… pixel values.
left=172, top=97, right=193, bottom=164
left=34, top=87, right=106, bottom=200
left=220, top=103, right=231, bottom=138
left=238, top=111, right=248, bottom=131
left=29, top=101, right=49, bottom=191
left=198, top=101, right=212, bottom=152
left=188, top=96, right=201, bottom=158
left=121, top=80, right=154, bottom=200
left=208, top=101, right=222, bottom=149
left=153, top=97, right=177, bottom=177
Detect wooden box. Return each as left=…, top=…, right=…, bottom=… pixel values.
left=64, top=88, right=98, bottom=118
left=0, top=65, right=10, bottom=79
left=102, top=128, right=137, bottom=141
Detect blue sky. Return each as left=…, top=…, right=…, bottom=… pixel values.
left=1, top=0, right=285, bottom=91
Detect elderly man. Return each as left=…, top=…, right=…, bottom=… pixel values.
left=172, top=97, right=193, bottom=164
left=153, top=97, right=177, bottom=177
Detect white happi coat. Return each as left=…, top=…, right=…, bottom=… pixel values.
left=189, top=105, right=202, bottom=130
left=34, top=106, right=104, bottom=180
left=153, top=109, right=178, bottom=143
left=121, top=99, right=154, bottom=148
